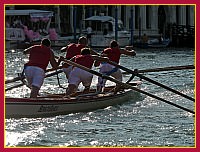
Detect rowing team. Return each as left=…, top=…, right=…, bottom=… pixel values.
left=23, top=37, right=136, bottom=98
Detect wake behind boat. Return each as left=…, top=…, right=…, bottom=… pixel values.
left=5, top=82, right=142, bottom=118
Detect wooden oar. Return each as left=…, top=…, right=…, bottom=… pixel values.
left=5, top=83, right=24, bottom=91
left=5, top=77, right=22, bottom=84
left=108, top=61, right=195, bottom=102
left=45, top=69, right=63, bottom=78
left=5, top=66, right=63, bottom=84
left=123, top=65, right=195, bottom=74
left=139, top=65, right=194, bottom=73
left=5, top=69, right=63, bottom=91
left=89, top=49, right=194, bottom=74
left=63, top=59, right=194, bottom=114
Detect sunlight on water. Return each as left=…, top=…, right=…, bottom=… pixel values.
left=6, top=132, right=23, bottom=146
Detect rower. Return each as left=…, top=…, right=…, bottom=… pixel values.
left=60, top=36, right=98, bottom=79
left=95, top=40, right=136, bottom=93
left=60, top=48, right=109, bottom=98
left=23, top=38, right=62, bottom=98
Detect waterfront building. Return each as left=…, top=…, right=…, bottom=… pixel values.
left=5, top=5, right=195, bottom=47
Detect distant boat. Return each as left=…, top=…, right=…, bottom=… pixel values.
left=134, top=38, right=171, bottom=49
left=83, top=15, right=131, bottom=48
left=148, top=38, right=171, bottom=48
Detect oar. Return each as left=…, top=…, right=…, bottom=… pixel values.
left=45, top=69, right=63, bottom=78
left=5, top=77, right=22, bottom=84
left=123, top=65, right=195, bottom=74
left=5, top=69, right=63, bottom=91
left=108, top=61, right=195, bottom=102
left=139, top=65, right=195, bottom=73
left=5, top=83, right=24, bottom=91
left=63, top=59, right=195, bottom=114
left=5, top=66, right=63, bottom=84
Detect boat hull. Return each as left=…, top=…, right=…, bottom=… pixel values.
left=5, top=85, right=140, bottom=118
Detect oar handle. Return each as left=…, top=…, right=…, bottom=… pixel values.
left=45, top=69, right=63, bottom=78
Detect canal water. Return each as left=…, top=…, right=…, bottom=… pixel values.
left=5, top=47, right=195, bottom=147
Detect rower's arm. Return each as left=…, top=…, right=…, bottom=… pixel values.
left=49, top=50, right=62, bottom=69
left=69, top=56, right=75, bottom=62
left=90, top=49, right=100, bottom=56
left=60, top=46, right=68, bottom=53
left=92, top=55, right=109, bottom=67
left=120, top=47, right=136, bottom=56
left=23, top=46, right=33, bottom=54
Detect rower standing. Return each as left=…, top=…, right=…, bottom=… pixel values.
left=61, top=48, right=108, bottom=97
left=61, top=36, right=99, bottom=78
left=61, top=36, right=88, bottom=78
left=23, top=38, right=62, bottom=98
left=95, top=40, right=136, bottom=93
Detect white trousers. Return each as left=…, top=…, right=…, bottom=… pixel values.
left=97, top=63, right=122, bottom=87
left=24, top=66, right=45, bottom=89
left=68, top=67, right=93, bottom=87
left=63, top=66, right=73, bottom=78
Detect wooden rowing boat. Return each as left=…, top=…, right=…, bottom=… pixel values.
left=5, top=81, right=142, bottom=118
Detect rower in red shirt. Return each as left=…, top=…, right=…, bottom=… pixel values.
left=95, top=40, right=136, bottom=92
left=61, top=48, right=108, bottom=97
left=24, top=38, right=61, bottom=98
left=61, top=36, right=99, bottom=79
left=61, top=36, right=87, bottom=79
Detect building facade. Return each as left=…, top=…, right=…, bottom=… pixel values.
left=6, top=5, right=195, bottom=46
left=60, top=5, right=195, bottom=47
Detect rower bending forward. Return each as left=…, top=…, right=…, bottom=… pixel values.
left=95, top=40, right=136, bottom=93
left=60, top=48, right=108, bottom=97
left=23, top=38, right=62, bottom=98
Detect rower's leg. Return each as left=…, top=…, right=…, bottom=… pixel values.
left=30, top=85, right=40, bottom=98
left=113, top=84, right=122, bottom=94
left=62, top=66, right=72, bottom=79
left=83, top=86, right=90, bottom=94
left=97, top=86, right=105, bottom=92
left=66, top=84, right=77, bottom=96
left=97, top=77, right=106, bottom=93
left=97, top=86, right=101, bottom=92
left=107, top=70, right=123, bottom=94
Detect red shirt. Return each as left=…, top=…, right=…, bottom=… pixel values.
left=103, top=47, right=121, bottom=64
left=75, top=54, right=94, bottom=69
left=25, top=45, right=51, bottom=70
left=66, top=43, right=85, bottom=59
